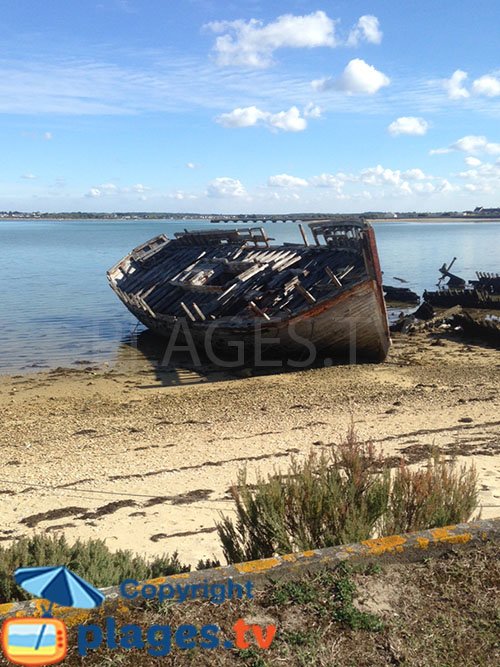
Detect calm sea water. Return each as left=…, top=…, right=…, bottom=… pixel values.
left=1, top=218, right=498, bottom=373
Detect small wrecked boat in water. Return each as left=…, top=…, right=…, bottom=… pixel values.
left=107, top=218, right=391, bottom=363
left=423, top=257, right=500, bottom=310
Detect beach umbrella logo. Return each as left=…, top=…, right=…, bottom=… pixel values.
left=1, top=567, right=104, bottom=665
left=14, top=566, right=105, bottom=617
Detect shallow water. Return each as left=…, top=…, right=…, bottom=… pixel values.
left=1, top=218, right=498, bottom=373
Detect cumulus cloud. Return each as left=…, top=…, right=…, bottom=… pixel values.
left=443, top=69, right=500, bottom=99
left=167, top=190, right=198, bottom=200
left=388, top=116, right=429, bottom=136
left=346, top=15, right=382, bottom=47
left=303, top=102, right=322, bottom=119
left=44, top=131, right=53, bottom=140
left=443, top=69, right=469, bottom=99
left=403, top=168, right=427, bottom=180
left=465, top=156, right=482, bottom=167
left=206, top=11, right=337, bottom=68
left=206, top=177, right=247, bottom=198
left=84, top=182, right=151, bottom=198
left=472, top=74, right=500, bottom=97
left=457, top=161, right=500, bottom=194
left=216, top=105, right=309, bottom=132
left=185, top=162, right=197, bottom=169
left=431, top=135, right=500, bottom=156
left=21, top=173, right=37, bottom=179
left=451, top=135, right=500, bottom=155
left=313, top=59, right=390, bottom=95
left=308, top=173, right=346, bottom=193
left=268, top=173, right=308, bottom=188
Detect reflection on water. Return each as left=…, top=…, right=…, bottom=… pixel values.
left=1, top=218, right=498, bottom=373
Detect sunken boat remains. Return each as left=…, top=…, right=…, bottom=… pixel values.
left=107, top=218, right=391, bottom=362
left=423, top=258, right=500, bottom=310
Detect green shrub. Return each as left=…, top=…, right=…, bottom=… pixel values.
left=217, top=428, right=391, bottom=563
left=217, top=431, right=479, bottom=564
left=0, top=534, right=189, bottom=603
left=382, top=453, right=478, bottom=535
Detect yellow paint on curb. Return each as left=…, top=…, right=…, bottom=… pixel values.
left=234, top=558, right=280, bottom=574
left=430, top=526, right=455, bottom=541
left=361, top=535, right=407, bottom=556
left=300, top=551, right=316, bottom=558
left=416, top=537, right=430, bottom=549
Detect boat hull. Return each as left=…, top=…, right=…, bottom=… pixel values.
left=120, top=278, right=389, bottom=364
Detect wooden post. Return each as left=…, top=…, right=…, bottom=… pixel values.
left=298, top=224, right=309, bottom=247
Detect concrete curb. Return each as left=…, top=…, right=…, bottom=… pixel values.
left=1, top=517, right=499, bottom=626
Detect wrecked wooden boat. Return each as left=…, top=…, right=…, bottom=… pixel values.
left=107, top=219, right=391, bottom=362
left=423, top=258, right=500, bottom=310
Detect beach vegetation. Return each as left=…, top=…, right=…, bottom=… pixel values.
left=0, top=534, right=189, bottom=603
left=217, top=429, right=478, bottom=563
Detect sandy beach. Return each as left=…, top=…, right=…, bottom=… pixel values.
left=0, top=330, right=498, bottom=566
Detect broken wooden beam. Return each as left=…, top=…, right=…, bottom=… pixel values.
left=325, top=267, right=342, bottom=288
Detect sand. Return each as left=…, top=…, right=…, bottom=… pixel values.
left=0, top=331, right=498, bottom=566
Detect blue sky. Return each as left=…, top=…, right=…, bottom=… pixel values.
left=1, top=0, right=500, bottom=213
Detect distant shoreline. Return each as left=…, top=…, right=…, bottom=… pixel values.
left=374, top=217, right=500, bottom=224
left=1, top=216, right=500, bottom=224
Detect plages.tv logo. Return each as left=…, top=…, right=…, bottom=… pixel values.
left=1, top=565, right=104, bottom=665
left=2, top=618, right=67, bottom=667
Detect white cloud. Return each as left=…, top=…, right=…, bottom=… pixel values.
left=314, top=59, right=390, bottom=95
left=303, top=102, right=322, bottom=119
left=167, top=190, right=198, bottom=200
left=186, top=162, right=197, bottom=169
left=217, top=105, right=268, bottom=128
left=268, top=173, right=308, bottom=188
left=21, top=173, right=37, bottom=179
left=268, top=106, right=307, bottom=131
left=464, top=156, right=481, bottom=167
left=84, top=182, right=151, bottom=198
left=346, top=15, right=382, bottom=47
left=431, top=135, right=500, bottom=156
left=206, top=177, right=248, bottom=198
left=309, top=173, right=344, bottom=189
left=472, top=74, right=500, bottom=97
left=216, top=105, right=309, bottom=132
left=452, top=135, right=500, bottom=155
left=403, top=168, right=427, bottom=180
left=388, top=116, right=429, bottom=136
left=44, top=131, right=53, bottom=140
left=130, top=183, right=151, bottom=193
left=429, top=147, right=452, bottom=155
left=206, top=11, right=337, bottom=68
left=456, top=161, right=500, bottom=194
left=443, top=70, right=470, bottom=100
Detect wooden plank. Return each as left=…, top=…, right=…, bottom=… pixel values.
left=325, top=267, right=342, bottom=288
left=296, top=283, right=317, bottom=304
left=192, top=302, right=207, bottom=321
left=249, top=301, right=271, bottom=321
left=180, top=302, right=196, bottom=321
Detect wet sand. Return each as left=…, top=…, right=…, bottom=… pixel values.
left=0, top=331, right=499, bottom=566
